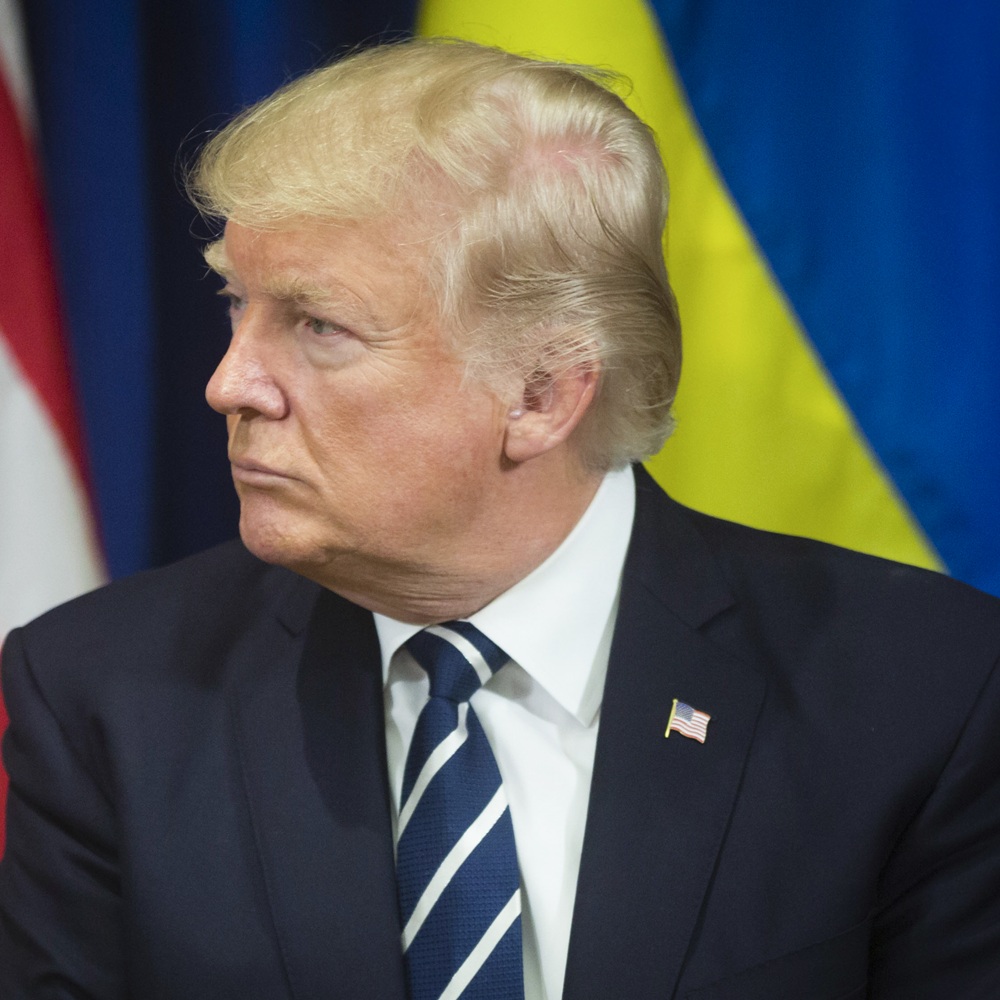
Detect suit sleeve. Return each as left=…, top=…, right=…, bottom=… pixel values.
left=0, top=627, right=127, bottom=1000
left=870, top=651, right=1000, bottom=998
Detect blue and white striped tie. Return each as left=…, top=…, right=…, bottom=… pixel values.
left=396, top=621, right=525, bottom=1000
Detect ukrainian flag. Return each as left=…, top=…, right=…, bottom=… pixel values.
left=417, top=0, right=1000, bottom=596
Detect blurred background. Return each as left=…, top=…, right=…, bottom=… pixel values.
left=2, top=0, right=998, bottom=645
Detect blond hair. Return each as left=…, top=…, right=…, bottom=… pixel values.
left=188, top=38, right=681, bottom=469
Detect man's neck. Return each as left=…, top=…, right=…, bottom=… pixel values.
left=304, top=460, right=604, bottom=624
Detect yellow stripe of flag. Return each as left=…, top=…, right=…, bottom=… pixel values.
left=417, top=0, right=941, bottom=570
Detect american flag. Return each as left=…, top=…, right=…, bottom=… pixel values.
left=666, top=699, right=711, bottom=743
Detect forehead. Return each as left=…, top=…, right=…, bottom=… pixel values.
left=211, top=218, right=441, bottom=329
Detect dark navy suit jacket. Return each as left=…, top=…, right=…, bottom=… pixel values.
left=2, top=469, right=999, bottom=998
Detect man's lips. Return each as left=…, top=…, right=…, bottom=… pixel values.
left=229, top=458, right=293, bottom=485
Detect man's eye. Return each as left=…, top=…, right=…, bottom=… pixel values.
left=218, top=290, right=246, bottom=322
left=305, top=316, right=344, bottom=337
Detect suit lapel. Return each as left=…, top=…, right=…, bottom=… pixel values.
left=564, top=470, right=767, bottom=999
left=229, top=574, right=407, bottom=1000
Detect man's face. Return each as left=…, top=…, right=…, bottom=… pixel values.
left=206, top=219, right=510, bottom=594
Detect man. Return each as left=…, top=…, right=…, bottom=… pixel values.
left=1, top=38, right=999, bottom=1000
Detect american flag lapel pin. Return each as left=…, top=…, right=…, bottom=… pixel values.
left=665, top=698, right=711, bottom=743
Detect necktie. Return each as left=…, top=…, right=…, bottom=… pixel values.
left=396, top=621, right=525, bottom=1000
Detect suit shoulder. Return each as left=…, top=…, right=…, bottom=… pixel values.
left=696, top=506, right=995, bottom=610
left=632, top=469, right=999, bottom=633
left=7, top=540, right=314, bottom=692
left=675, top=506, right=1000, bottom=677
left=20, top=539, right=273, bottom=630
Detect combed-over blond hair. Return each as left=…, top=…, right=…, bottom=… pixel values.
left=188, top=38, right=681, bottom=470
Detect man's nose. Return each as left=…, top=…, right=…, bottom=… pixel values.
left=205, top=320, right=288, bottom=419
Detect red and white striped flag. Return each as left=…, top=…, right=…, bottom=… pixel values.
left=665, top=698, right=712, bottom=744
left=0, top=0, right=106, bottom=852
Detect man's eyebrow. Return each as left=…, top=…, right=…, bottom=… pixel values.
left=202, top=240, right=367, bottom=317
left=259, top=274, right=342, bottom=309
left=203, top=240, right=232, bottom=278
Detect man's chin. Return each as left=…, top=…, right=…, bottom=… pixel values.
left=237, top=515, right=324, bottom=572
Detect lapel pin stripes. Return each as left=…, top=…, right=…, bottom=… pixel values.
left=665, top=698, right=711, bottom=743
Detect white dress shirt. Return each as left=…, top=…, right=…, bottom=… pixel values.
left=375, top=467, right=636, bottom=1000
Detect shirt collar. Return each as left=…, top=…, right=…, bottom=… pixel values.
left=374, top=466, right=636, bottom=727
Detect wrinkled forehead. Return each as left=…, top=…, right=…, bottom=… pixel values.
left=205, top=213, right=441, bottom=281
left=204, top=217, right=460, bottom=343
left=207, top=194, right=454, bottom=263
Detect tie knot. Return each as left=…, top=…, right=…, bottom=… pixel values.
left=405, top=621, right=509, bottom=703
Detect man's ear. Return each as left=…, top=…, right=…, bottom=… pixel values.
left=503, top=364, right=599, bottom=464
